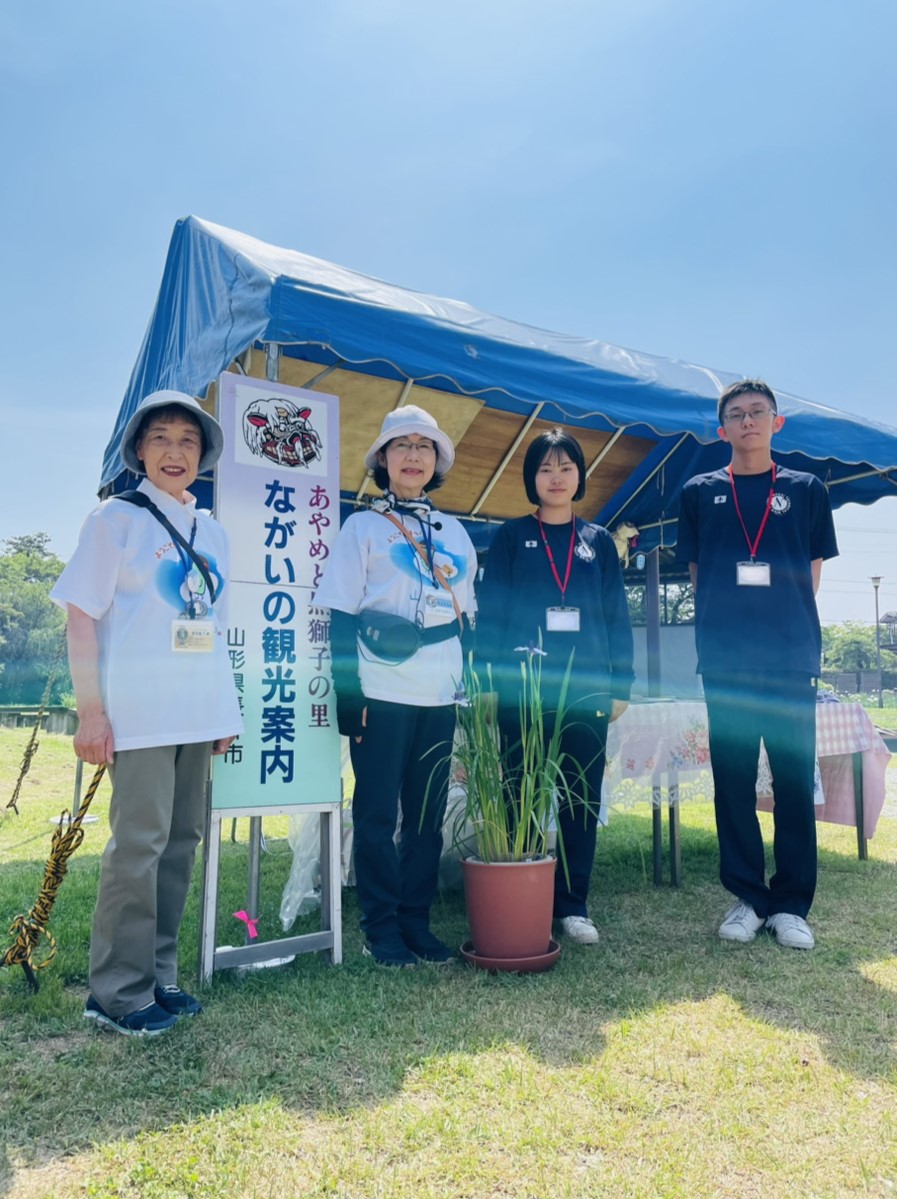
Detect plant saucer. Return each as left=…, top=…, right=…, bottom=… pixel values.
left=459, top=938, right=561, bottom=974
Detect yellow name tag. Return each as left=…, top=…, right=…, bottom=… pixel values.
left=171, top=619, right=215, bottom=652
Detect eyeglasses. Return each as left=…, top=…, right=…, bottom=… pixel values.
left=722, top=407, right=776, bottom=425
left=390, top=439, right=437, bottom=455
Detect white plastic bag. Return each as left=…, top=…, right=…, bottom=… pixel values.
left=279, top=811, right=322, bottom=929
left=279, top=741, right=356, bottom=930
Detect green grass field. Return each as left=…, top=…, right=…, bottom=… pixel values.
left=2, top=727, right=896, bottom=1198
left=865, top=705, right=897, bottom=734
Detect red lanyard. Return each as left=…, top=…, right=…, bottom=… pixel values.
left=536, top=515, right=576, bottom=603
left=728, top=463, right=776, bottom=560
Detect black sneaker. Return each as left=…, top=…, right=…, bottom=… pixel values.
left=401, top=930, right=456, bottom=964
left=154, top=984, right=204, bottom=1016
left=362, top=939, right=418, bottom=967
left=84, top=995, right=178, bottom=1037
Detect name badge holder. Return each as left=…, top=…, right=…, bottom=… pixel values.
left=422, top=588, right=456, bottom=628
left=729, top=463, right=776, bottom=591
left=172, top=618, right=215, bottom=652
left=736, top=561, right=771, bottom=587
left=546, top=606, right=581, bottom=632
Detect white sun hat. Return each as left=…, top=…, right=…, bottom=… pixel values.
left=121, top=390, right=225, bottom=475
left=363, top=404, right=455, bottom=473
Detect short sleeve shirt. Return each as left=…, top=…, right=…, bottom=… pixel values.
left=51, top=478, right=243, bottom=750
left=314, top=506, right=478, bottom=707
left=676, top=465, right=838, bottom=677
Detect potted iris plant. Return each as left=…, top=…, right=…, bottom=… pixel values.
left=438, top=643, right=587, bottom=970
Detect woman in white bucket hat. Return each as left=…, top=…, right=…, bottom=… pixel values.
left=51, top=391, right=242, bottom=1034
left=315, top=405, right=478, bottom=966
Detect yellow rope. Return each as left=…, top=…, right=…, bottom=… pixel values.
left=2, top=763, right=107, bottom=990
left=6, top=634, right=68, bottom=816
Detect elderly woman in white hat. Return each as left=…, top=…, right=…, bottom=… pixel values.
left=51, top=390, right=242, bottom=1034
left=316, top=405, right=478, bottom=966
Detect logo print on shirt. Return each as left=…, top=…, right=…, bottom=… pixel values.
left=771, top=493, right=791, bottom=515
left=714, top=495, right=727, bottom=505
left=390, top=538, right=466, bottom=583
left=525, top=540, right=538, bottom=548
left=574, top=539, right=595, bottom=562
left=157, top=553, right=223, bottom=614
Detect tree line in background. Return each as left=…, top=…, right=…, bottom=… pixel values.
left=0, top=534, right=892, bottom=706
left=0, top=533, right=71, bottom=705
left=821, top=622, right=897, bottom=689
left=821, top=623, right=886, bottom=672
left=625, top=581, right=694, bottom=626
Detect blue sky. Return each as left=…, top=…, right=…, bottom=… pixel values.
left=1, top=0, right=894, bottom=623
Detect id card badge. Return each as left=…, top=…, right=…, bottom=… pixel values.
left=171, top=618, right=215, bottom=652
left=422, top=589, right=455, bottom=628
left=546, top=606, right=581, bottom=632
left=736, top=561, right=771, bottom=587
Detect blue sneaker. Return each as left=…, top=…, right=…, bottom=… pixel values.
left=84, top=995, right=177, bottom=1037
left=401, top=930, right=456, bottom=964
left=362, top=939, right=418, bottom=967
left=154, top=985, right=203, bottom=1016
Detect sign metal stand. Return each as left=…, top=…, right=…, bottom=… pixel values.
left=198, top=801, right=342, bottom=980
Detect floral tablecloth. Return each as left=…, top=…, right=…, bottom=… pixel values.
left=605, top=701, right=891, bottom=838
left=606, top=702, right=710, bottom=783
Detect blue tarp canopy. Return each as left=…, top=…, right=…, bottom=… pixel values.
left=103, top=216, right=897, bottom=553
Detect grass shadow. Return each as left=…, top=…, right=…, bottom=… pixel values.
left=2, top=798, right=897, bottom=1188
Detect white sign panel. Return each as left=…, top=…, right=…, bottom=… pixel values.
left=212, top=373, right=341, bottom=809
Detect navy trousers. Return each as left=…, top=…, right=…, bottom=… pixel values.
left=349, top=698, right=456, bottom=944
left=703, top=672, right=818, bottom=919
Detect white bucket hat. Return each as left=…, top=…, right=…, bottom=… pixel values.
left=121, top=390, right=225, bottom=475
left=363, top=404, right=455, bottom=474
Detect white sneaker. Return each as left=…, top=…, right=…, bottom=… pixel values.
left=557, top=916, right=599, bottom=945
left=718, top=901, right=765, bottom=943
left=767, top=913, right=815, bottom=950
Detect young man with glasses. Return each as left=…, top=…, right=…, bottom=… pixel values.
left=676, top=380, right=838, bottom=950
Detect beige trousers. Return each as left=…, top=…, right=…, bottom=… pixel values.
left=89, top=741, right=211, bottom=1016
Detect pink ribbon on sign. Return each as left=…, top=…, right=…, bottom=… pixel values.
left=233, top=910, right=259, bottom=940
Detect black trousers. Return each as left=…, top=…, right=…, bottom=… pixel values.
left=703, top=672, right=818, bottom=919
left=349, top=698, right=456, bottom=943
left=499, top=709, right=610, bottom=919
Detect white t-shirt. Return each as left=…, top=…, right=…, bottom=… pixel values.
left=51, top=478, right=243, bottom=751
left=315, top=506, right=478, bottom=707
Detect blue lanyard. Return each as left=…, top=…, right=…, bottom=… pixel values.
left=411, top=514, right=439, bottom=586
left=176, top=520, right=202, bottom=615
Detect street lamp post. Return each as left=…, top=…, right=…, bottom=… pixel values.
left=871, top=576, right=883, bottom=708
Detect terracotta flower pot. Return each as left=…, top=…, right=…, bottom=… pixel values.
left=461, top=855, right=556, bottom=960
